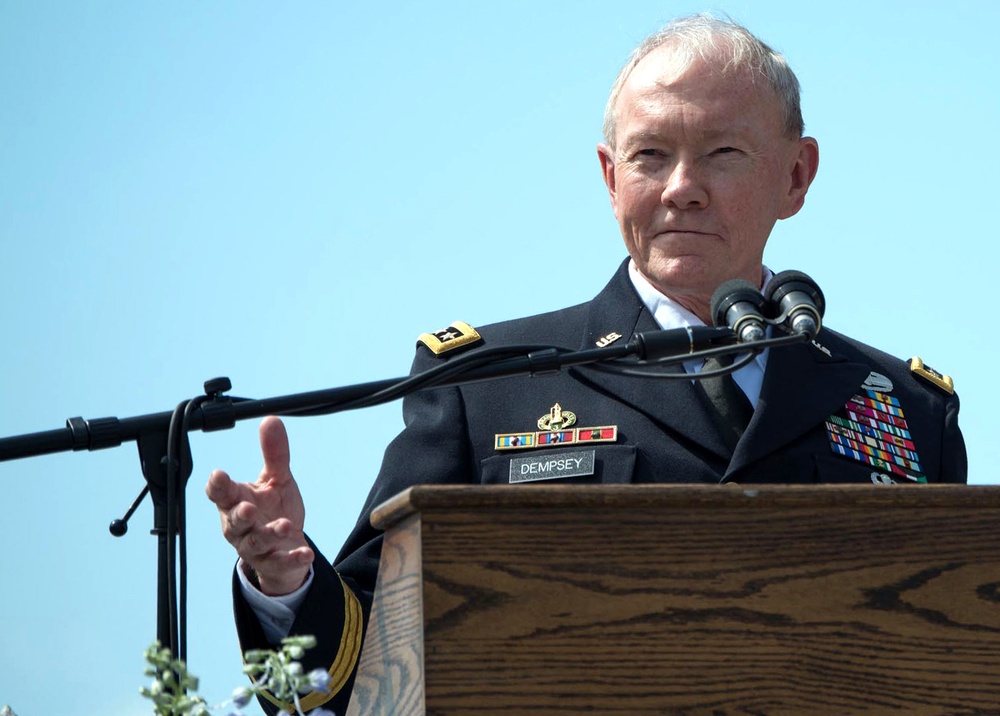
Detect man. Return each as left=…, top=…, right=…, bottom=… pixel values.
left=207, top=15, right=966, bottom=714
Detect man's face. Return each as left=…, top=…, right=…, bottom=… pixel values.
left=598, top=44, right=818, bottom=320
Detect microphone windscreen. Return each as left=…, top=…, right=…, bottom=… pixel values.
left=763, top=270, right=826, bottom=318
left=711, top=279, right=765, bottom=328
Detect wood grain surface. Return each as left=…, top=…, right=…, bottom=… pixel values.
left=349, top=486, right=1000, bottom=715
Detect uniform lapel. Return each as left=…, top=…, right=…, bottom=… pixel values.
left=570, top=260, right=732, bottom=460
left=728, top=335, right=872, bottom=475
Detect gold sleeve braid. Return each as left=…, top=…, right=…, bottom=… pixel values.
left=257, top=577, right=364, bottom=713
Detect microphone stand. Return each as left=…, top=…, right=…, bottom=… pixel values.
left=0, top=328, right=808, bottom=668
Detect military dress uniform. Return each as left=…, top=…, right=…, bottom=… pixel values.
left=234, top=259, right=967, bottom=714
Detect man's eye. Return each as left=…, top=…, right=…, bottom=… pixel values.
left=637, top=149, right=661, bottom=157
left=713, top=146, right=739, bottom=155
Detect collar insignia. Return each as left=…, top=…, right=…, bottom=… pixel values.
left=596, top=332, right=623, bottom=348
left=810, top=339, right=832, bottom=356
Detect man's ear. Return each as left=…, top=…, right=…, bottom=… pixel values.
left=597, top=143, right=618, bottom=212
left=779, top=136, right=820, bottom=220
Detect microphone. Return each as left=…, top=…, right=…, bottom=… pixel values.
left=711, top=279, right=767, bottom=343
left=630, top=326, right=736, bottom=360
left=764, top=270, right=825, bottom=339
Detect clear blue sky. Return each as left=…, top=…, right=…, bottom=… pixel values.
left=2, top=1, right=997, bottom=713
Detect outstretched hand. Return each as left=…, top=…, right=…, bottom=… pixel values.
left=206, top=416, right=314, bottom=596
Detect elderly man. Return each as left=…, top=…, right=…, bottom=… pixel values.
left=207, top=14, right=966, bottom=714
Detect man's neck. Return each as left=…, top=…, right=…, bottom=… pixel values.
left=627, top=260, right=771, bottom=329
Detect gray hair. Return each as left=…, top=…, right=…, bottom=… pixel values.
left=602, top=14, right=804, bottom=147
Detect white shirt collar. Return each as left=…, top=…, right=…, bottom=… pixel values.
left=626, top=259, right=771, bottom=407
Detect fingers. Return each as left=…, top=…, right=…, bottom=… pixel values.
left=244, top=527, right=313, bottom=567
left=259, top=416, right=291, bottom=479
left=256, top=544, right=315, bottom=596
left=226, top=501, right=260, bottom=541
left=207, top=416, right=310, bottom=592
left=233, top=515, right=314, bottom=592
left=206, top=471, right=263, bottom=545
left=205, top=469, right=240, bottom=510
left=223, top=507, right=296, bottom=559
left=220, top=503, right=306, bottom=559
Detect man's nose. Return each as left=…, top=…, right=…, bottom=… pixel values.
left=660, top=161, right=708, bottom=209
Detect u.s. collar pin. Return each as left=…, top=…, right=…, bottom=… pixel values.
left=596, top=332, right=623, bottom=348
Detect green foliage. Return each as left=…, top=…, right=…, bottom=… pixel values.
left=140, top=642, right=211, bottom=716
left=6, top=638, right=333, bottom=716
left=137, top=637, right=333, bottom=716
left=243, top=635, right=333, bottom=714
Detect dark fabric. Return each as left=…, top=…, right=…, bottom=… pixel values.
left=698, top=353, right=756, bottom=450
left=234, top=257, right=967, bottom=712
left=235, top=539, right=357, bottom=716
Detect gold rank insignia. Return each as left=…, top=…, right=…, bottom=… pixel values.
left=909, top=356, right=955, bottom=395
left=417, top=320, right=482, bottom=355
left=596, top=332, right=623, bottom=348
left=495, top=403, right=618, bottom=451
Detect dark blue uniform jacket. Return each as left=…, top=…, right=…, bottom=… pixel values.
left=235, top=259, right=966, bottom=713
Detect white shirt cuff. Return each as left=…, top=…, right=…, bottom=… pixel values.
left=236, top=559, right=314, bottom=644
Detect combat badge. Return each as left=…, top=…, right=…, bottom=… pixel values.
left=909, top=356, right=954, bottom=395
left=417, top=320, right=482, bottom=355
left=495, top=403, right=618, bottom=451
left=862, top=371, right=893, bottom=393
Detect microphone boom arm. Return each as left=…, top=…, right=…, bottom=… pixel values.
left=0, top=323, right=807, bottom=667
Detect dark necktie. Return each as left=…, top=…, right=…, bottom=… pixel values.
left=698, top=354, right=755, bottom=451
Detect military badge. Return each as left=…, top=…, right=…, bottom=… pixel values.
left=824, top=390, right=926, bottom=483
left=537, top=403, right=576, bottom=431
left=810, top=339, right=832, bottom=357
left=909, top=356, right=954, bottom=395
left=495, top=404, right=618, bottom=451
left=861, top=371, right=893, bottom=393
left=417, top=320, right=482, bottom=355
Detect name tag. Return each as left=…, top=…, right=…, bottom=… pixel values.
left=509, top=449, right=595, bottom=484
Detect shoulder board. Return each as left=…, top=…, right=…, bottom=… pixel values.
left=417, top=320, right=482, bottom=355
left=909, top=356, right=954, bottom=395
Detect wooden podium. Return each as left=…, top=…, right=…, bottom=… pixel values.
left=345, top=485, right=1000, bottom=715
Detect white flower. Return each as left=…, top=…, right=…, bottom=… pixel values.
left=307, top=669, right=332, bottom=693
left=232, top=686, right=254, bottom=708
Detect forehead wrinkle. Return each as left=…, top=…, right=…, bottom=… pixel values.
left=618, top=104, right=745, bottom=152
left=624, top=79, right=778, bottom=145
left=623, top=50, right=775, bottom=114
